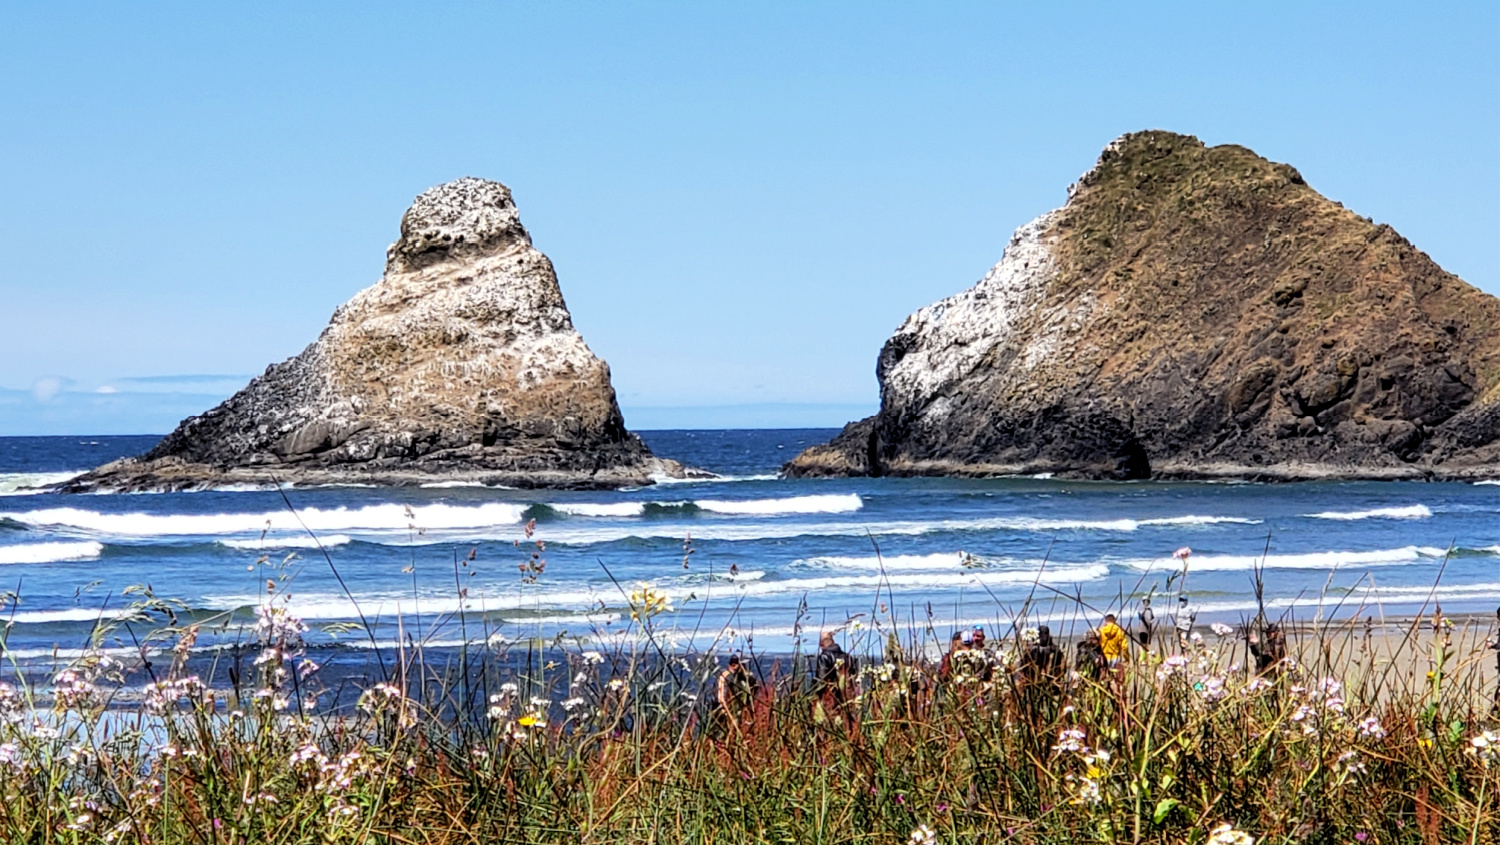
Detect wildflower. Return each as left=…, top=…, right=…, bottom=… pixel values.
left=1468, top=730, right=1500, bottom=766
left=1356, top=716, right=1386, bottom=739
left=64, top=813, right=93, bottom=831
left=518, top=713, right=545, bottom=729
left=0, top=742, right=21, bottom=772
left=562, top=697, right=586, bottom=712
left=1052, top=727, right=1087, bottom=754
left=254, top=603, right=309, bottom=648
left=1197, top=676, right=1227, bottom=703
left=1210, top=622, right=1234, bottom=637
left=1021, top=626, right=1039, bottom=644
left=1172, top=546, right=1192, bottom=561
left=1206, top=823, right=1254, bottom=844
left=1334, top=749, right=1366, bottom=775
left=628, top=584, right=672, bottom=620
left=908, top=824, right=937, bottom=845
left=580, top=651, right=605, bottom=665
left=291, top=744, right=324, bottom=767
left=1065, top=773, right=1102, bottom=805
left=1156, top=655, right=1189, bottom=681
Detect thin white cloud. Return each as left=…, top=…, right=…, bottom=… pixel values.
left=30, top=377, right=66, bottom=403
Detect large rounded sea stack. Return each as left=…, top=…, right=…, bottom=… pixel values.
left=787, top=131, right=1500, bottom=481
left=70, top=177, right=686, bottom=491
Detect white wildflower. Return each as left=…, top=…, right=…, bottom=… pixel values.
left=908, top=823, right=937, bottom=845
left=1205, top=822, right=1254, bottom=844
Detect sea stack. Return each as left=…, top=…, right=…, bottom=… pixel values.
left=69, top=177, right=683, bottom=491
left=788, top=131, right=1500, bottom=481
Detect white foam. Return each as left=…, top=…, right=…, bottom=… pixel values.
left=202, top=562, right=1108, bottom=623
left=4, top=606, right=126, bottom=624
left=383, top=512, right=1220, bottom=547
left=648, top=472, right=781, bottom=485
left=552, top=502, right=648, bottom=518
left=219, top=535, right=352, bottom=550
left=796, top=552, right=972, bottom=571
left=1304, top=504, right=1432, bottom=521
left=0, top=645, right=145, bottom=661
left=9, top=502, right=528, bottom=537
left=0, top=471, right=81, bottom=496
left=694, top=493, right=863, bottom=515
left=1138, top=515, right=1262, bottom=527
left=0, top=541, right=104, bottom=565
left=1473, top=480, right=1500, bottom=486
left=1125, top=545, right=1447, bottom=573
left=418, top=480, right=515, bottom=490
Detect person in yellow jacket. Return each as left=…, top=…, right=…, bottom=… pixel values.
left=1098, top=614, right=1128, bottom=669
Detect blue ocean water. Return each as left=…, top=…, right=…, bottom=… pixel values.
left=0, top=430, right=1497, bottom=667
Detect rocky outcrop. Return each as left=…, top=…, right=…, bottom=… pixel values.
left=69, top=178, right=688, bottom=491
left=788, top=131, right=1500, bottom=481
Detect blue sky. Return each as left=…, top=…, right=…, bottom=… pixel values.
left=1, top=1, right=1495, bottom=435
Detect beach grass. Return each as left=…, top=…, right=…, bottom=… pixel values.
left=0, top=527, right=1497, bottom=844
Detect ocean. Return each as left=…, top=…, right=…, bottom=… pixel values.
left=0, top=430, right=1497, bottom=673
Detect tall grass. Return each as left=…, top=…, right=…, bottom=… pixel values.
left=0, top=519, right=1496, bottom=844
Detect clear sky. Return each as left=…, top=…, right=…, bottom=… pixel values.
left=1, top=1, right=1496, bottom=435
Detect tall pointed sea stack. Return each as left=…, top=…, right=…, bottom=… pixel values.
left=71, top=177, right=682, bottom=491
left=788, top=131, right=1500, bottom=481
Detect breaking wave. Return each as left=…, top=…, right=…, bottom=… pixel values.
left=693, top=494, right=863, bottom=515
left=219, top=535, right=353, bottom=550
left=7, top=502, right=530, bottom=537
left=1124, top=545, right=1449, bottom=573
left=0, top=471, right=81, bottom=496
left=0, top=541, right=104, bottom=565
left=1304, top=504, right=1432, bottom=521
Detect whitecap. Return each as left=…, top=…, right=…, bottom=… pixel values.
left=1137, top=515, right=1262, bottom=527
left=795, top=552, right=973, bottom=571
left=418, top=480, right=516, bottom=490
left=201, top=562, right=1108, bottom=623
left=551, top=502, right=648, bottom=518
left=1304, top=504, right=1432, bottom=521
left=0, top=541, right=104, bottom=565
left=9, top=501, right=529, bottom=538
left=219, top=535, right=352, bottom=550
left=693, top=493, right=863, bottom=515
left=1123, top=545, right=1446, bottom=573
left=4, top=606, right=126, bottom=624
left=0, top=471, right=82, bottom=496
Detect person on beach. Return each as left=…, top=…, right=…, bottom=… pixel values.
left=715, top=653, right=756, bottom=735
left=815, top=631, right=855, bottom=696
left=1098, top=614, right=1127, bottom=669
left=1174, top=594, right=1198, bottom=647
left=1248, top=622, right=1287, bottom=676
left=814, top=631, right=856, bottom=729
left=1137, top=597, right=1155, bottom=647
left=1076, top=630, right=1106, bottom=681
left=970, top=626, right=994, bottom=681
left=1023, top=625, right=1064, bottom=685
left=939, top=631, right=964, bottom=682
